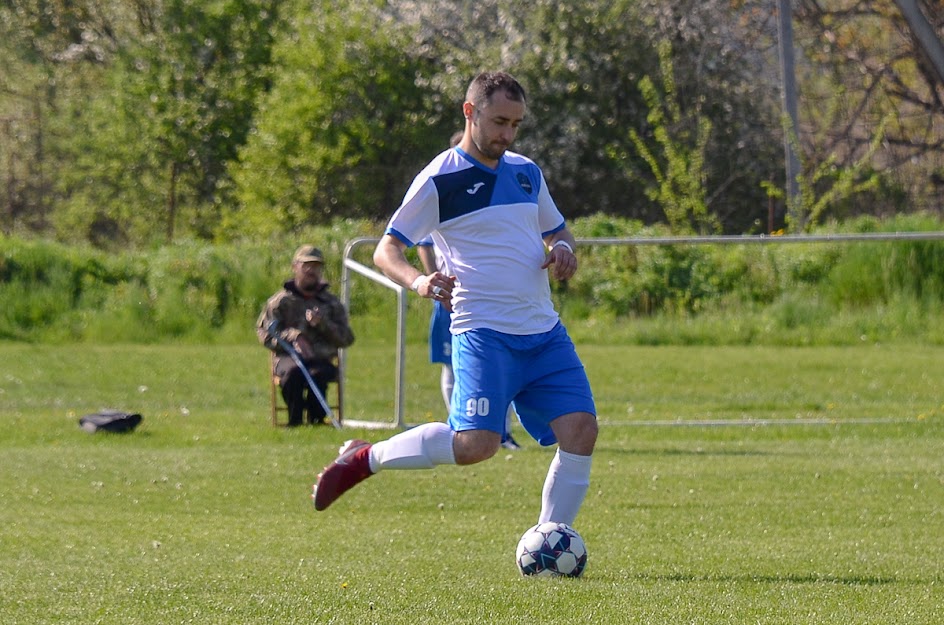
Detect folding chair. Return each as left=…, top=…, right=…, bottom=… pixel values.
left=269, top=352, right=343, bottom=426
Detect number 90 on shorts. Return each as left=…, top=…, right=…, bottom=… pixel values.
left=465, top=397, right=491, bottom=417
left=448, top=324, right=596, bottom=446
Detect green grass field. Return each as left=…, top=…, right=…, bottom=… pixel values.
left=1, top=341, right=942, bottom=624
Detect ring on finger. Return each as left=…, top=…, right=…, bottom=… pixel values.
left=432, top=285, right=443, bottom=296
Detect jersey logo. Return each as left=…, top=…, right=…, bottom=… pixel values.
left=516, top=172, right=533, bottom=194
left=466, top=182, right=486, bottom=195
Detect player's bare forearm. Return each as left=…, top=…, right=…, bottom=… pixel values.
left=374, top=234, right=455, bottom=308
left=417, top=245, right=437, bottom=274
left=542, top=228, right=578, bottom=281
left=374, top=235, right=422, bottom=288
left=545, top=229, right=576, bottom=251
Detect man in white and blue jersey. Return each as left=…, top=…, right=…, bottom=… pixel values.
left=313, top=72, right=598, bottom=528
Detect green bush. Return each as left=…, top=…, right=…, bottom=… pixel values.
left=2, top=214, right=944, bottom=345
left=819, top=214, right=944, bottom=308
left=0, top=239, right=141, bottom=341
left=0, top=219, right=383, bottom=343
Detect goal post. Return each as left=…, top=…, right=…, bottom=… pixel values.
left=337, top=230, right=944, bottom=429
left=339, top=236, right=408, bottom=429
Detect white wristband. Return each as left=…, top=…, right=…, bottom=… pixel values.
left=552, top=240, right=574, bottom=254
left=410, top=275, right=424, bottom=292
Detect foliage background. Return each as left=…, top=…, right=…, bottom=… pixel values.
left=2, top=1, right=944, bottom=247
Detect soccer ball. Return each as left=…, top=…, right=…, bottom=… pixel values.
left=515, top=521, right=587, bottom=577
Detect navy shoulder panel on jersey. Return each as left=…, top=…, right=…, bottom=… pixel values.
left=432, top=157, right=545, bottom=224
left=433, top=167, right=498, bottom=223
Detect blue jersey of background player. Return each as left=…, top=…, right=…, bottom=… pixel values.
left=313, top=71, right=598, bottom=529
left=417, top=236, right=522, bottom=450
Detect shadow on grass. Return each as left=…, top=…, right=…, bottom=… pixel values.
left=639, top=572, right=906, bottom=586
left=598, top=445, right=778, bottom=457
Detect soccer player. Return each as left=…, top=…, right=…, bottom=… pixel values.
left=312, top=71, right=597, bottom=527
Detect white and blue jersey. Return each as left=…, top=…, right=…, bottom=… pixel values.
left=385, top=147, right=566, bottom=335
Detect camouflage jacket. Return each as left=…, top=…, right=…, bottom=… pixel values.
left=256, top=280, right=355, bottom=367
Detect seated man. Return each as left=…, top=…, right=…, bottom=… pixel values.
left=257, top=245, right=355, bottom=426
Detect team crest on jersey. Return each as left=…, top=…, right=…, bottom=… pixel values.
left=516, top=172, right=533, bottom=194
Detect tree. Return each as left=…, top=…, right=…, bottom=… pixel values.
left=227, top=0, right=456, bottom=237
left=0, top=0, right=128, bottom=235
left=368, top=0, right=784, bottom=233
left=791, top=0, right=944, bottom=221
left=490, top=0, right=783, bottom=232
left=624, top=40, right=718, bottom=234
left=53, top=0, right=284, bottom=244
left=10, top=0, right=943, bottom=245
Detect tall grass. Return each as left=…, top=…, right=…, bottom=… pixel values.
left=2, top=213, right=944, bottom=345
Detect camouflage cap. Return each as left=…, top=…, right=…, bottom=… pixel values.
left=293, top=245, right=324, bottom=263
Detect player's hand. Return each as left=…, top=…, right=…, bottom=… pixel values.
left=414, top=273, right=456, bottom=312
left=542, top=242, right=577, bottom=281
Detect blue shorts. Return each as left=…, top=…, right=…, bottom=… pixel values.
left=428, top=301, right=452, bottom=365
left=449, top=322, right=596, bottom=446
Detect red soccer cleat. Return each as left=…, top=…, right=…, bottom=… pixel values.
left=312, top=439, right=373, bottom=511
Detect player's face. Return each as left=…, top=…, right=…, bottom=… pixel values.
left=469, top=91, right=525, bottom=165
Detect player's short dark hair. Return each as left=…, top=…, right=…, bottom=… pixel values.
left=466, top=71, right=527, bottom=108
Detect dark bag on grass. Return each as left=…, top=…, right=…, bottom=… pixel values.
left=79, top=410, right=142, bottom=433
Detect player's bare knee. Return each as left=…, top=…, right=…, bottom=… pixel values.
left=453, top=430, right=501, bottom=465
left=551, top=412, right=598, bottom=456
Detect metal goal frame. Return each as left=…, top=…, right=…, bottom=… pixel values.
left=337, top=231, right=944, bottom=429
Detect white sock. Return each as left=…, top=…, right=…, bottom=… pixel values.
left=368, top=422, right=456, bottom=472
left=440, top=365, right=454, bottom=411
left=538, top=449, right=592, bottom=525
